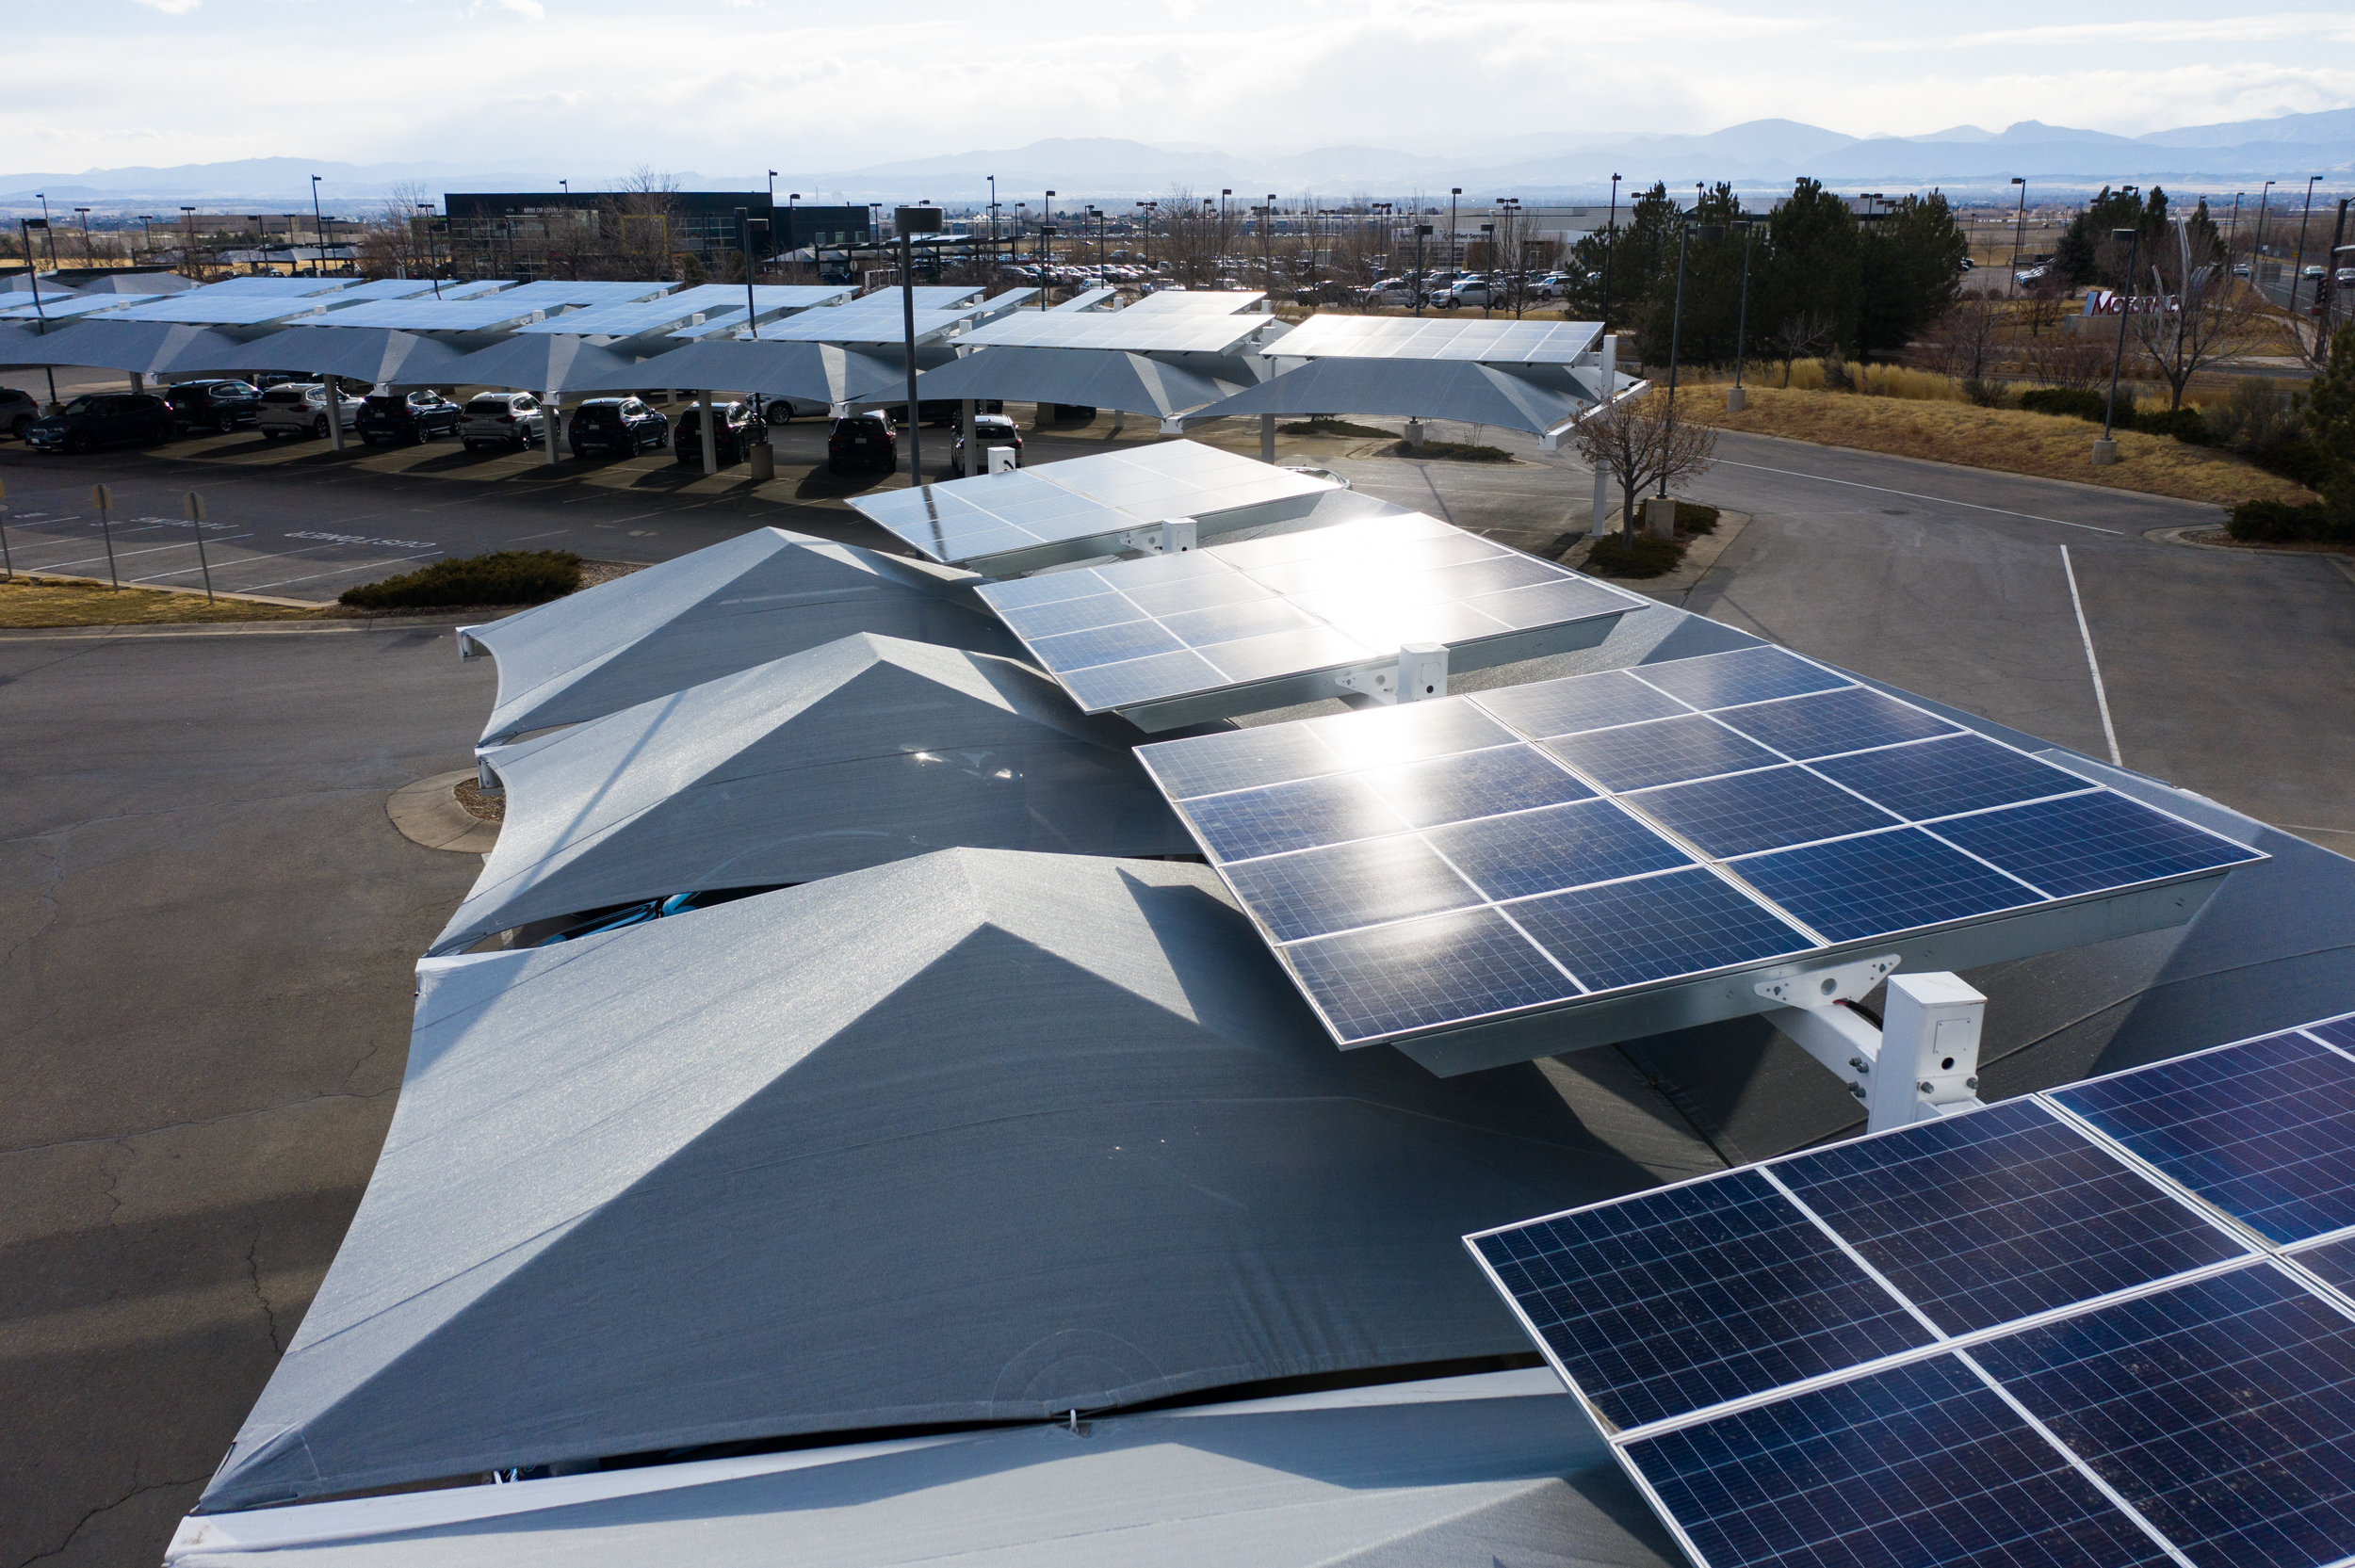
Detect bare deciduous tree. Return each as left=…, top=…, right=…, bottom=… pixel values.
left=2127, top=223, right=2265, bottom=409
left=1771, top=310, right=1837, bottom=386
left=1916, top=297, right=2006, bottom=403
left=1574, top=389, right=1719, bottom=542
left=2021, top=332, right=2114, bottom=391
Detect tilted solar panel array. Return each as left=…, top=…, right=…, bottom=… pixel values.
left=1121, top=289, right=1265, bottom=314
left=954, top=309, right=1275, bottom=355
left=850, top=440, right=1338, bottom=569
left=1262, top=314, right=1604, bottom=364
left=977, top=510, right=1643, bottom=716
left=1134, top=645, right=2263, bottom=1046
left=1467, top=1012, right=2355, bottom=1568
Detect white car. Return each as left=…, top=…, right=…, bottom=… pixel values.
left=1435, top=280, right=1504, bottom=309
left=461, top=391, right=547, bottom=451
left=255, top=382, right=364, bottom=442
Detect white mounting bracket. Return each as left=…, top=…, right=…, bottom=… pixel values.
left=1760, top=959, right=1987, bottom=1134
left=456, top=625, right=488, bottom=661
left=1113, top=515, right=1197, bottom=555
left=1335, top=642, right=1449, bottom=705
left=986, top=445, right=1018, bottom=476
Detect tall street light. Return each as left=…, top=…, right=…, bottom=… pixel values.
left=1730, top=218, right=1756, bottom=412
left=2289, top=174, right=2323, bottom=315
left=34, top=194, right=58, bottom=268
left=895, top=205, right=942, bottom=485
left=1600, top=173, right=1620, bottom=336
left=310, top=174, right=328, bottom=276
left=1450, top=187, right=1461, bottom=279
left=418, top=203, right=442, bottom=297
left=2007, top=177, right=2027, bottom=297
left=2098, top=225, right=2141, bottom=463
left=2252, top=180, right=2276, bottom=294
left=1659, top=218, right=1725, bottom=498
left=18, top=218, right=59, bottom=407
left=75, top=208, right=93, bottom=263
left=138, top=214, right=154, bottom=260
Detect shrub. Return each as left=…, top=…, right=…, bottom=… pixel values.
left=1583, top=535, right=1684, bottom=578
left=1279, top=417, right=1392, bottom=438
left=1674, top=501, right=1721, bottom=535
left=1390, top=439, right=1514, bottom=462
left=339, top=550, right=582, bottom=609
left=2226, top=499, right=2345, bottom=544
left=2252, top=434, right=2327, bottom=489
left=2203, top=378, right=2300, bottom=452
left=2019, top=387, right=2109, bottom=421
left=2016, top=388, right=2206, bottom=445
left=2136, top=406, right=2208, bottom=445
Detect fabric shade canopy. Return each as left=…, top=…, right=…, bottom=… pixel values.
left=6, top=318, right=257, bottom=376
left=435, top=333, right=646, bottom=394
left=463, top=527, right=1024, bottom=744
left=190, top=325, right=475, bottom=386
left=1185, top=357, right=1604, bottom=437
left=200, top=848, right=1659, bottom=1512
left=169, top=1369, right=1681, bottom=1567
left=564, top=337, right=904, bottom=404
left=433, top=634, right=1193, bottom=953
left=914, top=346, right=1250, bottom=420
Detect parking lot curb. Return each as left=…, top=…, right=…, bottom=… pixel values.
left=13, top=570, right=317, bottom=608
left=387, top=770, right=501, bottom=855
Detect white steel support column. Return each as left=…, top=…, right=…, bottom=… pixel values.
left=698, top=389, right=717, bottom=477
left=325, top=375, right=345, bottom=452
left=544, top=391, right=560, bottom=466
left=960, top=399, right=975, bottom=476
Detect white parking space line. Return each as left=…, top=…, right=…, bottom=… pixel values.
left=1711, top=458, right=2126, bottom=536
left=19, top=535, right=257, bottom=574
left=241, top=551, right=443, bottom=592
left=2061, top=544, right=2123, bottom=766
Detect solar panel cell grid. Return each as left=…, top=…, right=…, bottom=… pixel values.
left=1509, top=869, right=1817, bottom=996
left=1282, top=905, right=1578, bottom=1042
left=1930, top=791, right=2261, bottom=898
left=1264, top=314, right=1603, bottom=365
left=2051, top=1029, right=2355, bottom=1246
left=1222, top=834, right=1484, bottom=942
left=1624, top=1353, right=2177, bottom=1568
left=2298, top=1236, right=2355, bottom=1298
left=1627, top=765, right=1902, bottom=859
left=1973, top=1265, right=2355, bottom=1568
left=1734, top=828, right=2044, bottom=945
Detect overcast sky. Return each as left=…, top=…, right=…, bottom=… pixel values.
left=8, top=0, right=2353, bottom=174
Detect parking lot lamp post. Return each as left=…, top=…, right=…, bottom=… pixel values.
left=74, top=209, right=91, bottom=262
left=138, top=214, right=154, bottom=260
left=179, top=207, right=196, bottom=274
left=1043, top=191, right=1055, bottom=303
left=1658, top=220, right=1721, bottom=498
left=987, top=175, right=997, bottom=255
left=19, top=221, right=57, bottom=407
left=1478, top=222, right=1494, bottom=316
left=311, top=175, right=328, bottom=276
left=2289, top=175, right=2322, bottom=315
left=2225, top=192, right=2241, bottom=275
left=417, top=204, right=441, bottom=297
left=896, top=206, right=941, bottom=483
left=2099, top=227, right=2140, bottom=459
left=1450, top=188, right=1461, bottom=277
left=737, top=209, right=767, bottom=337
left=1600, top=173, right=1620, bottom=335
left=36, top=193, right=59, bottom=268
left=2007, top=178, right=2027, bottom=296
left=1412, top=222, right=1430, bottom=318
left=2252, top=180, right=2276, bottom=288
left=1135, top=202, right=1156, bottom=281
left=1730, top=219, right=1755, bottom=410
left=1219, top=190, right=1231, bottom=286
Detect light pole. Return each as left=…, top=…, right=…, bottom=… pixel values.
left=2252, top=180, right=2276, bottom=295
left=2007, top=177, right=2027, bottom=297
left=1730, top=219, right=1756, bottom=411
left=310, top=174, right=328, bottom=276
left=1042, top=190, right=1055, bottom=304
left=2098, top=226, right=2140, bottom=462
left=1659, top=219, right=1723, bottom=497
left=1450, top=187, right=1461, bottom=279
left=1479, top=221, right=1494, bottom=316
left=2288, top=175, right=2323, bottom=315
left=1601, top=173, right=1620, bottom=335
left=896, top=205, right=941, bottom=484
left=2226, top=192, right=2242, bottom=274
left=736, top=208, right=767, bottom=337
left=418, top=203, right=441, bottom=297
left=34, top=194, right=59, bottom=268
left=19, top=219, right=57, bottom=406
left=1499, top=197, right=1522, bottom=316
left=1135, top=201, right=1156, bottom=283
left=2321, top=198, right=2350, bottom=331
left=73, top=208, right=93, bottom=264
left=180, top=207, right=197, bottom=274
left=1412, top=221, right=1430, bottom=318
left=138, top=214, right=154, bottom=260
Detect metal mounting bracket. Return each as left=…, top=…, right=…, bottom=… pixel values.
left=1334, top=642, right=1449, bottom=706
left=1754, top=953, right=1902, bottom=1008
left=1762, top=959, right=1987, bottom=1133
left=1113, top=516, right=1197, bottom=555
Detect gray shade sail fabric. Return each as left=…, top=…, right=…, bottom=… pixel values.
left=171, top=1370, right=1681, bottom=1567
left=6, top=318, right=256, bottom=375
left=563, top=337, right=902, bottom=402
left=1188, top=356, right=1599, bottom=436
left=199, top=847, right=1672, bottom=1511
left=916, top=346, right=1248, bottom=419
left=434, top=634, right=1193, bottom=953
left=435, top=333, right=645, bottom=394
left=196, top=326, right=475, bottom=385
left=464, top=526, right=1024, bottom=743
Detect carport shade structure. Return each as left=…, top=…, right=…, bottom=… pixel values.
left=912, top=345, right=1252, bottom=423
left=180, top=325, right=477, bottom=386
left=562, top=337, right=906, bottom=407
left=434, top=332, right=648, bottom=394
left=1181, top=357, right=1606, bottom=440
left=199, top=848, right=1653, bottom=1513
left=462, top=527, right=1025, bottom=744
left=5, top=317, right=258, bottom=376
left=433, top=634, right=1195, bottom=954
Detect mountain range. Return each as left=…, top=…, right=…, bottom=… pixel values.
left=7, top=108, right=2351, bottom=211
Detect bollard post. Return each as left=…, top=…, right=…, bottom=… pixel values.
left=91, top=482, right=120, bottom=588
left=186, top=491, right=214, bottom=603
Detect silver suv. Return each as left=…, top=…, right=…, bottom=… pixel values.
left=461, top=392, right=546, bottom=451
left=256, top=382, right=364, bottom=441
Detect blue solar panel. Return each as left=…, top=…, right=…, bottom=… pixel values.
left=1425, top=798, right=1693, bottom=901
left=1221, top=834, right=1480, bottom=943
left=1545, top=714, right=1785, bottom=792
left=1059, top=651, right=1226, bottom=711
left=1511, top=868, right=1815, bottom=994
left=1713, top=685, right=1962, bottom=761
left=1178, top=772, right=1408, bottom=863
left=1471, top=1170, right=1936, bottom=1430
left=1930, top=792, right=2263, bottom=898
left=1028, top=619, right=1185, bottom=671
left=1281, top=905, right=1574, bottom=1043
left=2298, top=1236, right=2355, bottom=1298
left=1471, top=668, right=1692, bottom=737
left=1973, top=1265, right=2355, bottom=1568
left=1358, top=745, right=1591, bottom=829
left=1009, top=591, right=1145, bottom=639
left=1735, top=827, right=2043, bottom=943
left=1303, top=699, right=1517, bottom=771
left=1773, top=1097, right=2250, bottom=1335
left=1625, top=1353, right=2175, bottom=1568
left=2051, top=1029, right=2355, bottom=1245
left=1811, top=733, right=2091, bottom=823
left=2310, top=1017, right=2355, bottom=1053
left=1138, top=725, right=1345, bottom=800
left=1628, top=765, right=1903, bottom=858
left=1632, top=645, right=1854, bottom=710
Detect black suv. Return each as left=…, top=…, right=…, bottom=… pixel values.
left=674, top=401, right=757, bottom=465
left=827, top=411, right=899, bottom=474
left=23, top=393, right=174, bottom=454
left=163, top=380, right=262, bottom=434
left=357, top=390, right=464, bottom=445
left=570, top=396, right=670, bottom=458
left=1, top=387, right=40, bottom=440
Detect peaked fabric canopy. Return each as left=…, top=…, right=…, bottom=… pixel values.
left=1186, top=357, right=1602, bottom=437
left=914, top=346, right=1250, bottom=420
left=563, top=337, right=904, bottom=403
left=433, top=635, right=1192, bottom=953
left=463, top=527, right=1024, bottom=743
left=435, top=333, right=645, bottom=394
left=195, top=325, right=475, bottom=385
left=170, top=1370, right=1680, bottom=1567
left=7, top=318, right=257, bottom=375
left=200, top=848, right=1655, bottom=1512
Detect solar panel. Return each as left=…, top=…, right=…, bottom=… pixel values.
left=955, top=309, right=1275, bottom=355
left=101, top=295, right=338, bottom=325
left=1466, top=1010, right=2355, bottom=1568
left=312, top=299, right=548, bottom=331
left=849, top=440, right=1340, bottom=574
left=754, top=306, right=975, bottom=343
left=1264, top=314, right=1603, bottom=365
left=318, top=279, right=445, bottom=302
left=1124, top=290, right=1266, bottom=314
left=0, top=293, right=166, bottom=321
left=1138, top=646, right=2264, bottom=1050
left=2051, top=1026, right=2355, bottom=1245
left=977, top=511, right=1644, bottom=726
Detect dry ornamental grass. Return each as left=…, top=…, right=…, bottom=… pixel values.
left=0, top=578, right=330, bottom=629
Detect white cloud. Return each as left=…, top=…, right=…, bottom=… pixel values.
left=129, top=0, right=202, bottom=13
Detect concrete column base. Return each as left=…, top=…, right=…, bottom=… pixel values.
left=1725, top=385, right=1746, bottom=412
left=1645, top=495, right=1679, bottom=541
left=2090, top=439, right=2118, bottom=466
left=749, top=443, right=775, bottom=481
left=1404, top=419, right=1425, bottom=450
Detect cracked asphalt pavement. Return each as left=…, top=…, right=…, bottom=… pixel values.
left=0, top=622, right=489, bottom=1567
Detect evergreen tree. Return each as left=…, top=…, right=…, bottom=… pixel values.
left=2055, top=186, right=2172, bottom=288
left=1560, top=183, right=1679, bottom=335
left=1761, top=178, right=1863, bottom=356
left=1634, top=184, right=1753, bottom=366
left=2309, top=322, right=2355, bottom=529
left=1857, top=192, right=1969, bottom=354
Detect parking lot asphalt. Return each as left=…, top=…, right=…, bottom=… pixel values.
left=0, top=623, right=492, bottom=1567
